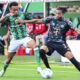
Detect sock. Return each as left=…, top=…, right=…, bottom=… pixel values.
left=39, top=49, right=51, bottom=69
left=70, top=57, right=80, bottom=71
left=3, top=61, right=9, bottom=72
left=3, top=63, right=9, bottom=72
left=34, top=47, right=41, bottom=66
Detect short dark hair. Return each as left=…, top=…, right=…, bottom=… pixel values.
left=9, top=2, right=18, bottom=8
left=57, top=7, right=67, bottom=14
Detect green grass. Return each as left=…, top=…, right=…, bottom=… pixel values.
left=0, top=56, right=80, bottom=80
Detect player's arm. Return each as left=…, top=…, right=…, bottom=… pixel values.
left=16, top=19, right=43, bottom=24
left=0, top=13, right=13, bottom=23
left=25, top=19, right=43, bottom=23
left=67, top=20, right=80, bottom=33
left=3, top=30, right=10, bottom=40
left=0, top=16, right=7, bottom=23
left=74, top=28, right=80, bottom=34
left=16, top=16, right=54, bottom=24
left=72, top=26, right=80, bottom=34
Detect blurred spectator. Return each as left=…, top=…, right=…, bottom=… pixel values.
left=27, top=16, right=48, bottom=42
left=0, top=3, right=4, bottom=17
left=66, top=28, right=78, bottom=40
left=0, top=36, right=5, bottom=55
left=77, top=34, right=80, bottom=40
left=18, top=3, right=24, bottom=13
left=77, top=18, right=80, bottom=28
left=0, top=29, right=10, bottom=55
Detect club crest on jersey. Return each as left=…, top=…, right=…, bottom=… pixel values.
left=52, top=22, right=55, bottom=26
left=61, top=25, right=64, bottom=28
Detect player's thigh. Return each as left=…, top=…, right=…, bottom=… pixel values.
left=64, top=51, right=74, bottom=60
left=8, top=39, right=21, bottom=53
left=45, top=41, right=55, bottom=56
left=40, top=41, right=55, bottom=55
left=6, top=52, right=16, bottom=61
left=40, top=45, right=49, bottom=53
left=23, top=37, right=36, bottom=48
left=27, top=39, right=36, bottom=48
left=56, top=43, right=71, bottom=57
left=36, top=35, right=41, bottom=46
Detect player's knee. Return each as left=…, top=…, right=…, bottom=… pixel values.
left=40, top=45, right=48, bottom=53
left=64, top=51, right=74, bottom=60
left=31, top=40, right=36, bottom=48
left=6, top=52, right=15, bottom=64
left=39, top=49, right=47, bottom=60
left=27, top=40, right=36, bottom=48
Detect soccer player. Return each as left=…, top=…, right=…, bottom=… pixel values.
left=16, top=7, right=80, bottom=73
left=32, top=16, right=48, bottom=73
left=27, top=16, right=48, bottom=73
left=0, top=30, right=10, bottom=55
left=0, top=36, right=5, bottom=55
left=0, top=2, right=36, bottom=77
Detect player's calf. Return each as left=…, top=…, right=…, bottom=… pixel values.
left=39, top=49, right=51, bottom=69
left=65, top=51, right=80, bottom=71
left=0, top=52, right=15, bottom=77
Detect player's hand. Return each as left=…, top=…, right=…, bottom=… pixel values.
left=6, top=13, right=14, bottom=17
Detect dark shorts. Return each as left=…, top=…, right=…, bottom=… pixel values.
left=45, top=41, right=71, bottom=56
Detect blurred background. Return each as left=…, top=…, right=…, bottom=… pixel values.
left=0, top=0, right=80, bottom=70
left=0, top=0, right=80, bottom=80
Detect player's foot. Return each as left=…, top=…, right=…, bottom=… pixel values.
left=37, top=67, right=42, bottom=73
left=0, top=69, right=5, bottom=77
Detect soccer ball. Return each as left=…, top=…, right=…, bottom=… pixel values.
left=41, top=68, right=53, bottom=79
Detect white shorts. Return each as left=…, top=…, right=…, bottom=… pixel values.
left=8, top=37, right=33, bottom=53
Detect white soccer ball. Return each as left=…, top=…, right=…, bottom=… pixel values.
left=41, top=68, right=53, bottom=79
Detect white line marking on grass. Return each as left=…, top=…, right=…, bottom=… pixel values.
left=9, top=68, right=35, bottom=71
left=8, top=68, right=79, bottom=73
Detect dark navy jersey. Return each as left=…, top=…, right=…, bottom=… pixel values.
left=42, top=16, right=75, bottom=43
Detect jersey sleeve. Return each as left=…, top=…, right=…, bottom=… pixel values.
left=5, top=16, right=10, bottom=23
left=67, top=20, right=76, bottom=29
left=18, top=13, right=25, bottom=20
left=42, top=16, right=54, bottom=24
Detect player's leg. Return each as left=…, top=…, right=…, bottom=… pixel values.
left=36, top=35, right=48, bottom=67
left=34, top=47, right=41, bottom=66
left=35, top=35, right=42, bottom=72
left=23, top=37, right=36, bottom=49
left=0, top=52, right=16, bottom=77
left=39, top=45, right=51, bottom=69
left=39, top=41, right=55, bottom=69
left=23, top=36, right=42, bottom=72
left=34, top=47, right=41, bottom=72
left=36, top=35, right=47, bottom=72
left=64, top=51, right=80, bottom=71
left=0, top=39, right=21, bottom=77
left=56, top=43, right=80, bottom=71
left=38, top=41, right=55, bottom=78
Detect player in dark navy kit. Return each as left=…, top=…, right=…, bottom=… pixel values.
left=16, top=7, right=80, bottom=72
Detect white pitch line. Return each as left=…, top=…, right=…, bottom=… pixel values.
left=8, top=68, right=80, bottom=73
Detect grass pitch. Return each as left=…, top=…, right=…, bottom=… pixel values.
left=0, top=56, right=80, bottom=80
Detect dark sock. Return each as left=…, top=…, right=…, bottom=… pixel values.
left=70, top=57, right=80, bottom=71
left=39, top=49, right=51, bottom=69
left=3, top=61, right=9, bottom=72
